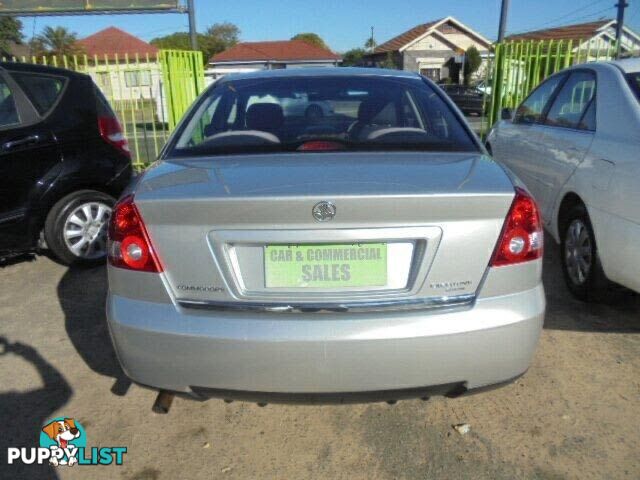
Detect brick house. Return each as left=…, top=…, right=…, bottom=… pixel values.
left=367, top=16, right=492, bottom=82
left=505, top=19, right=640, bottom=56
left=76, top=27, right=161, bottom=102
left=208, top=40, right=342, bottom=81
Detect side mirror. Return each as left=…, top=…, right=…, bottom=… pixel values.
left=501, top=108, right=513, bottom=120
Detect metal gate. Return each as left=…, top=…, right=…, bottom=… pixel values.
left=484, top=39, right=618, bottom=130
left=1, top=49, right=205, bottom=169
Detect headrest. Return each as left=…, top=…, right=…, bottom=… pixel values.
left=358, top=96, right=391, bottom=123
left=246, top=103, right=284, bottom=132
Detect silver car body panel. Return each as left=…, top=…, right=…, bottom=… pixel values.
left=488, top=61, right=640, bottom=293
left=133, top=153, right=515, bottom=307
left=107, top=276, right=544, bottom=394
left=107, top=69, right=545, bottom=396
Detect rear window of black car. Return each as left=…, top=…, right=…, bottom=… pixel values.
left=11, top=72, right=66, bottom=116
left=170, top=75, right=478, bottom=156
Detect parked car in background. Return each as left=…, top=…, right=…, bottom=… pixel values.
left=107, top=68, right=545, bottom=402
left=440, top=84, right=487, bottom=115
left=487, top=59, right=640, bottom=300
left=0, top=63, right=132, bottom=265
left=246, top=92, right=334, bottom=119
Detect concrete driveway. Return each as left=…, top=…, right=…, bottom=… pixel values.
left=1, top=241, right=638, bottom=480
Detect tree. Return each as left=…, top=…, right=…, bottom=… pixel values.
left=291, top=33, right=328, bottom=50
left=364, top=36, right=377, bottom=52
left=463, top=46, right=482, bottom=85
left=205, top=22, right=240, bottom=48
left=341, top=48, right=366, bottom=67
left=151, top=22, right=240, bottom=64
left=35, top=26, right=82, bottom=56
left=150, top=32, right=194, bottom=51
left=0, top=17, right=23, bottom=54
left=200, top=22, right=240, bottom=60
left=380, top=52, right=397, bottom=69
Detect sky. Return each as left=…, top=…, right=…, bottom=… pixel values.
left=15, top=0, right=640, bottom=52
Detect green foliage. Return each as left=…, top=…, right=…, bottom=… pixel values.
left=151, top=22, right=240, bottom=64
left=464, top=46, right=482, bottom=85
left=150, top=32, right=194, bottom=51
left=380, top=52, right=397, bottom=69
left=0, top=17, right=23, bottom=54
left=364, top=36, right=377, bottom=52
left=291, top=33, right=328, bottom=50
left=341, top=48, right=366, bottom=67
left=33, top=26, right=82, bottom=56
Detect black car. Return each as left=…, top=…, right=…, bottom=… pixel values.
left=440, top=84, right=486, bottom=116
left=0, top=62, right=132, bottom=265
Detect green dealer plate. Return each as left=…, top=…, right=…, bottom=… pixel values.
left=264, top=243, right=387, bottom=288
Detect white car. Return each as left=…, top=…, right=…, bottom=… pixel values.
left=487, top=59, right=640, bottom=300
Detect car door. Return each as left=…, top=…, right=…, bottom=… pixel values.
left=535, top=70, right=596, bottom=220
left=0, top=71, right=61, bottom=252
left=489, top=73, right=567, bottom=209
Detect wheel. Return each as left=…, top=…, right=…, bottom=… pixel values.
left=305, top=104, right=323, bottom=120
left=44, top=190, right=115, bottom=266
left=560, top=204, right=609, bottom=301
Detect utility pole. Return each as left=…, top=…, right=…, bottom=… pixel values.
left=370, top=26, right=375, bottom=52
left=187, top=0, right=198, bottom=50
left=497, top=0, right=511, bottom=43
left=615, top=0, right=629, bottom=58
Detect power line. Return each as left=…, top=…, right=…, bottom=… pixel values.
left=508, top=0, right=611, bottom=35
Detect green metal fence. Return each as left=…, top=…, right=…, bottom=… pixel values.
left=485, top=39, right=618, bottom=130
left=1, top=49, right=205, bottom=169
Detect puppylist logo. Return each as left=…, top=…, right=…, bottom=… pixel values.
left=7, top=417, right=127, bottom=467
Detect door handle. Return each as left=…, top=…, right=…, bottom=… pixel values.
left=3, top=134, right=42, bottom=151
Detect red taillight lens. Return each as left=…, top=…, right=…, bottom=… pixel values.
left=99, top=115, right=131, bottom=158
left=297, top=140, right=346, bottom=151
left=108, top=195, right=162, bottom=272
left=491, top=187, right=543, bottom=267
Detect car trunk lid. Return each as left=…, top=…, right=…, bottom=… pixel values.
left=134, top=152, right=515, bottom=307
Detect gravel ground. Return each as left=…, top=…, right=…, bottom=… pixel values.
left=1, top=240, right=638, bottom=480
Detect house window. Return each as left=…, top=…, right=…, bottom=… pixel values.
left=96, top=72, right=112, bottom=97
left=420, top=68, right=441, bottom=81
left=124, top=70, right=151, bottom=87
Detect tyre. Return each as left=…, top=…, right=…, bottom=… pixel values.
left=560, top=203, right=609, bottom=301
left=44, top=190, right=115, bottom=266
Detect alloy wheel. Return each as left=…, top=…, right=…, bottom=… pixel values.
left=564, top=219, right=593, bottom=286
left=63, top=201, right=112, bottom=259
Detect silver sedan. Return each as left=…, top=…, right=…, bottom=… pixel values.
left=487, top=59, right=640, bottom=300
left=106, top=68, right=545, bottom=402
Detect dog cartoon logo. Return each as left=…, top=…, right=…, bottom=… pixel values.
left=40, top=418, right=85, bottom=467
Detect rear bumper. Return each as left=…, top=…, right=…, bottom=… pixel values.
left=106, top=284, right=545, bottom=396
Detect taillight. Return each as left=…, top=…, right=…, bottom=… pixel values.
left=108, top=195, right=162, bottom=272
left=297, top=140, right=346, bottom=151
left=99, top=115, right=131, bottom=158
left=491, top=187, right=543, bottom=267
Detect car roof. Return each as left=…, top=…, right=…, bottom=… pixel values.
left=216, top=67, right=422, bottom=84
left=0, top=61, right=86, bottom=78
left=609, top=57, right=640, bottom=73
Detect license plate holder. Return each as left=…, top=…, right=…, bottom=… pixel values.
left=264, top=243, right=388, bottom=288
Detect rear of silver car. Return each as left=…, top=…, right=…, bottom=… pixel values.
left=106, top=152, right=544, bottom=398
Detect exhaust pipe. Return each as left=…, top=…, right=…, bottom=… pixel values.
left=152, top=390, right=175, bottom=414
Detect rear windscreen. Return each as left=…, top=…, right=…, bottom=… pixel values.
left=170, top=75, right=478, bottom=156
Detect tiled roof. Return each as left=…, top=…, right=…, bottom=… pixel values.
left=4, top=42, right=30, bottom=58
left=505, top=20, right=612, bottom=42
left=374, top=20, right=442, bottom=54
left=77, top=27, right=159, bottom=60
left=210, top=40, right=341, bottom=63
